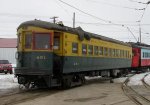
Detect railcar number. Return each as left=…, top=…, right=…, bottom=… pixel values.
left=36, top=56, right=46, bottom=60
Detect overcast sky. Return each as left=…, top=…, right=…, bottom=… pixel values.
left=0, top=0, right=149, bottom=44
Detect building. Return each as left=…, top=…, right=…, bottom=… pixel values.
left=0, top=38, right=17, bottom=64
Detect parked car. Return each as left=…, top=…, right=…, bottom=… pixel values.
left=0, top=60, right=12, bottom=74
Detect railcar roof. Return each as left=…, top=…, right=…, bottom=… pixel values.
left=18, top=20, right=131, bottom=47
left=129, top=42, right=150, bottom=49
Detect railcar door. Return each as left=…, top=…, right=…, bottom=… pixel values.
left=53, top=32, right=63, bottom=76
left=131, top=48, right=140, bottom=68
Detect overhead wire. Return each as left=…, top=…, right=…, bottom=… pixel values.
left=138, top=4, right=149, bottom=22
left=57, top=0, right=111, bottom=24
left=86, top=0, right=145, bottom=10
left=57, top=0, right=142, bottom=42
left=129, top=0, right=149, bottom=4
left=53, top=0, right=72, bottom=19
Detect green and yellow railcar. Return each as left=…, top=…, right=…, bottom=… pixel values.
left=15, top=20, right=132, bottom=88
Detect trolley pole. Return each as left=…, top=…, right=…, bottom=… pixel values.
left=139, top=24, right=142, bottom=43
left=50, top=16, right=58, bottom=24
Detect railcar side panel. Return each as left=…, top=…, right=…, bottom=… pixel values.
left=62, top=32, right=132, bottom=73
left=62, top=56, right=132, bottom=73
left=141, top=48, right=150, bottom=67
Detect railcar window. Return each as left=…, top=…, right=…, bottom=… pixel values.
left=88, top=45, right=93, bottom=55
left=122, top=50, right=124, bottom=57
left=54, top=36, right=60, bottom=50
left=118, top=50, right=121, bottom=57
left=82, top=44, right=87, bottom=55
left=108, top=48, right=112, bottom=56
left=104, top=47, right=108, bottom=56
left=18, top=33, right=21, bottom=43
left=112, top=49, right=115, bottom=57
left=17, top=33, right=21, bottom=48
left=146, top=53, right=148, bottom=58
left=25, top=33, right=32, bottom=49
left=99, top=47, right=103, bottom=55
left=123, top=50, right=125, bottom=58
left=34, top=33, right=50, bottom=49
left=94, top=46, right=98, bottom=55
left=72, top=42, right=78, bottom=53
left=115, top=49, right=117, bottom=57
left=116, top=49, right=119, bottom=57
left=127, top=51, right=129, bottom=58
left=120, top=50, right=122, bottom=57
left=108, top=48, right=110, bottom=56
left=124, top=51, right=126, bottom=58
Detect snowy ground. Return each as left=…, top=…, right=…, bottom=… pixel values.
left=0, top=73, right=18, bottom=89
left=0, top=72, right=150, bottom=91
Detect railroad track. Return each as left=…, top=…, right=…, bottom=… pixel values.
left=0, top=77, right=112, bottom=105
left=0, top=88, right=60, bottom=105
left=122, top=74, right=150, bottom=105
left=142, top=73, right=150, bottom=89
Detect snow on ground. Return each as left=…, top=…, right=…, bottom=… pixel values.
left=113, top=77, right=128, bottom=83
left=0, top=73, right=18, bottom=89
left=0, top=72, right=150, bottom=90
left=112, top=72, right=150, bottom=86
left=144, top=73, right=150, bottom=85
left=128, top=72, right=150, bottom=86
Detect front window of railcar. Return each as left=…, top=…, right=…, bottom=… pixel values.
left=34, top=33, right=51, bottom=50
left=17, top=33, right=21, bottom=48
left=25, top=32, right=32, bottom=49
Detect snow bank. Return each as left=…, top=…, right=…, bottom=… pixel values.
left=128, top=72, right=150, bottom=86
left=144, top=73, right=150, bottom=85
left=0, top=74, right=18, bottom=89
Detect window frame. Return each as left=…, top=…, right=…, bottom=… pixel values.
left=54, top=35, right=60, bottom=50
left=82, top=44, right=87, bottom=55
left=99, top=46, right=103, bottom=55
left=104, top=47, right=108, bottom=56
left=33, top=32, right=53, bottom=50
left=25, top=32, right=32, bottom=49
left=94, top=46, right=99, bottom=55
left=72, top=42, right=78, bottom=54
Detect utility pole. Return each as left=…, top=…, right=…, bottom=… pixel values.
left=136, top=20, right=142, bottom=43
left=50, top=16, right=58, bottom=24
left=73, top=12, right=75, bottom=28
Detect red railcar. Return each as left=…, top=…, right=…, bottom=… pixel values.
left=131, top=48, right=140, bottom=68
left=131, top=42, right=150, bottom=72
left=140, top=48, right=150, bottom=67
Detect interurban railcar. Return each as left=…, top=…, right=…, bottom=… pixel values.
left=15, top=20, right=132, bottom=88
left=131, top=42, right=150, bottom=72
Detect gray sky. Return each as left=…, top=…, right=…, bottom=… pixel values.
left=0, top=0, right=150, bottom=44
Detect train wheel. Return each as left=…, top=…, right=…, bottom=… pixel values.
left=9, top=70, right=12, bottom=74
left=62, top=76, right=72, bottom=89
left=80, top=74, right=86, bottom=84
left=4, top=71, right=8, bottom=74
left=62, top=79, right=71, bottom=89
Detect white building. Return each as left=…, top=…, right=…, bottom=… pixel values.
left=0, top=38, right=17, bottom=64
